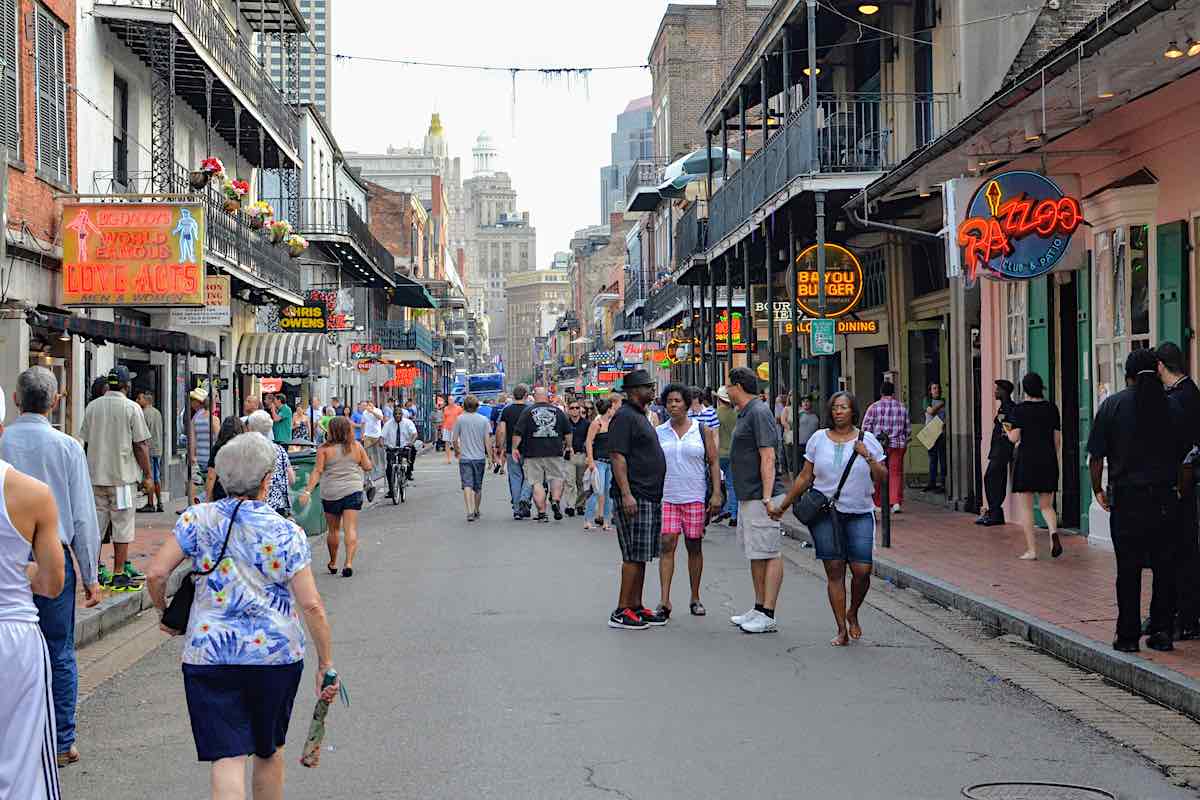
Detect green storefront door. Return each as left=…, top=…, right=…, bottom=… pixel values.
left=1076, top=260, right=1093, bottom=533
left=1157, top=220, right=1190, bottom=348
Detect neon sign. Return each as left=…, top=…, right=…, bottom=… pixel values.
left=795, top=243, right=864, bottom=318
left=956, top=171, right=1083, bottom=281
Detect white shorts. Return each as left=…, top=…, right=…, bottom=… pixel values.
left=0, top=621, right=60, bottom=798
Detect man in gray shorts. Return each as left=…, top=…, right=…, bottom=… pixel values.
left=726, top=366, right=788, bottom=634
left=452, top=394, right=494, bottom=522
left=511, top=386, right=572, bottom=522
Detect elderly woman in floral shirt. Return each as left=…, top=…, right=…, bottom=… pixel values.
left=246, top=409, right=295, bottom=518
left=147, top=432, right=337, bottom=800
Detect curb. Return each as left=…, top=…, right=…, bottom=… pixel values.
left=780, top=520, right=1200, bottom=720
left=74, top=588, right=152, bottom=649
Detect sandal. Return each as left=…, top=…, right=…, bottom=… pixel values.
left=327, top=563, right=337, bottom=575
left=690, top=602, right=706, bottom=616
left=341, top=567, right=354, bottom=578
left=656, top=604, right=672, bottom=620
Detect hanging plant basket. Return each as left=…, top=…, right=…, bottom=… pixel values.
left=285, top=234, right=308, bottom=258
left=287, top=243, right=305, bottom=258
left=188, top=171, right=210, bottom=190
left=222, top=198, right=242, bottom=214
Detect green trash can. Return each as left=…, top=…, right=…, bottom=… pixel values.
left=288, top=446, right=326, bottom=537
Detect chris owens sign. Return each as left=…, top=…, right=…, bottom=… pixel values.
left=62, top=203, right=206, bottom=306
left=956, top=171, right=1083, bottom=281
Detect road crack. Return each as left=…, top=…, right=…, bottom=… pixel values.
left=582, top=762, right=635, bottom=800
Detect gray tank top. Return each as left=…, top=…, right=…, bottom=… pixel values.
left=0, top=461, right=38, bottom=624
left=321, top=446, right=363, bottom=502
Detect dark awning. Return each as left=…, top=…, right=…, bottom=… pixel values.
left=28, top=310, right=217, bottom=356
left=389, top=274, right=439, bottom=309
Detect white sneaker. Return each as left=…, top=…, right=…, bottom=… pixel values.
left=740, top=614, right=778, bottom=634
left=891, top=504, right=902, bottom=514
left=730, top=609, right=760, bottom=626
left=873, top=505, right=881, bottom=513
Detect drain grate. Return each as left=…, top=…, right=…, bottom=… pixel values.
left=962, top=783, right=1116, bottom=800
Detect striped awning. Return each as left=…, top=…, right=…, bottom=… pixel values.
left=236, top=332, right=330, bottom=377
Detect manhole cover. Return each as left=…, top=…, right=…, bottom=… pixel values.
left=962, top=783, right=1116, bottom=800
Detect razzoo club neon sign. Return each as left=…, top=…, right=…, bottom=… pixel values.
left=956, top=171, right=1083, bottom=282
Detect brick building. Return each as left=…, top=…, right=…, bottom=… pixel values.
left=505, top=269, right=569, bottom=387
left=365, top=180, right=429, bottom=277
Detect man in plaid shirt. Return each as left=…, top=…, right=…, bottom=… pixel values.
left=862, top=381, right=910, bottom=512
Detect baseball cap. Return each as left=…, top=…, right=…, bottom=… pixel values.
left=107, top=365, right=136, bottom=387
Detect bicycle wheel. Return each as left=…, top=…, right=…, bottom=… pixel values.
left=390, top=463, right=401, bottom=505
left=399, top=462, right=407, bottom=503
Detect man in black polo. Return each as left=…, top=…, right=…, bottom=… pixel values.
left=1088, top=348, right=1190, bottom=653
left=607, top=369, right=667, bottom=630
left=1157, top=341, right=1200, bottom=638
left=977, top=379, right=1016, bottom=526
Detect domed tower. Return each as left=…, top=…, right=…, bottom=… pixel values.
left=472, top=131, right=498, bottom=177
left=424, top=113, right=448, bottom=159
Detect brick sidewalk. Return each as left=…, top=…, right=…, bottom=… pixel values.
left=76, top=510, right=174, bottom=607
left=872, top=501, right=1200, bottom=682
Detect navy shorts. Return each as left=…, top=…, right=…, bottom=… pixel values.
left=810, top=511, right=875, bottom=564
left=182, top=661, right=304, bottom=761
left=322, top=491, right=363, bottom=515
left=459, top=459, right=485, bottom=491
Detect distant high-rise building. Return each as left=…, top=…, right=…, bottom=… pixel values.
left=265, top=0, right=333, bottom=120
left=599, top=96, right=653, bottom=223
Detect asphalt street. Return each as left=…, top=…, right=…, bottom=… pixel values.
left=62, top=456, right=1190, bottom=799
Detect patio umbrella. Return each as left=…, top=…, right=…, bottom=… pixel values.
left=658, top=146, right=743, bottom=197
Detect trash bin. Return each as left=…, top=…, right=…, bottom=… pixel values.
left=288, top=444, right=326, bottom=537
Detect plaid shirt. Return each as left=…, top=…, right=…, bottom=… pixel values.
left=862, top=396, right=910, bottom=449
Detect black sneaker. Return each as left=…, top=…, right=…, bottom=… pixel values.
left=536, top=513, right=549, bottom=524
left=637, top=607, right=669, bottom=626
left=136, top=503, right=156, bottom=514
left=551, top=501, right=563, bottom=521
left=518, top=501, right=531, bottom=519
left=1146, top=632, right=1175, bottom=652
left=565, top=507, right=576, bottom=518
left=608, top=608, right=649, bottom=630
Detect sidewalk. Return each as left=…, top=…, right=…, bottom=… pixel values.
left=784, top=500, right=1200, bottom=719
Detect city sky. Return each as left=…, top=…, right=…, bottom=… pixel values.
left=331, top=0, right=681, bottom=268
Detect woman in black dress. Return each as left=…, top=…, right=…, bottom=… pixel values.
left=1007, top=372, right=1062, bottom=560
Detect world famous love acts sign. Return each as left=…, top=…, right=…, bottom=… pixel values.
left=955, top=171, right=1083, bottom=282
left=62, top=203, right=206, bottom=306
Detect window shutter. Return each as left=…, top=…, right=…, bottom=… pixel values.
left=0, top=0, right=17, bottom=158
left=34, top=4, right=67, bottom=184
left=1156, top=220, right=1189, bottom=347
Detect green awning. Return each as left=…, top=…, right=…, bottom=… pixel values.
left=389, top=274, right=438, bottom=309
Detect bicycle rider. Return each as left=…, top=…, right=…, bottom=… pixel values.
left=382, top=406, right=418, bottom=499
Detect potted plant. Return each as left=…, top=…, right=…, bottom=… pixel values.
left=268, top=218, right=292, bottom=244
left=221, top=177, right=249, bottom=214
left=246, top=200, right=274, bottom=230
left=191, top=157, right=225, bottom=190
left=284, top=233, right=308, bottom=258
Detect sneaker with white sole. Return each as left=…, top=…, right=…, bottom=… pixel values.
left=740, top=614, right=778, bottom=634
left=730, top=609, right=761, bottom=626
left=891, top=504, right=902, bottom=514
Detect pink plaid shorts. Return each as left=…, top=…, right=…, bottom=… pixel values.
left=662, top=501, right=706, bottom=539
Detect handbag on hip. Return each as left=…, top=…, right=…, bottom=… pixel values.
left=161, top=500, right=245, bottom=633
left=792, top=430, right=865, bottom=526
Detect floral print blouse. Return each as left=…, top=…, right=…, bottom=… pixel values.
left=268, top=443, right=291, bottom=514
left=174, top=498, right=310, bottom=666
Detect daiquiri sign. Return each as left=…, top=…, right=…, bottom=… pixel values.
left=956, top=171, right=1083, bottom=282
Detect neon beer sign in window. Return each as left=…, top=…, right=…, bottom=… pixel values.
left=957, top=171, right=1083, bottom=282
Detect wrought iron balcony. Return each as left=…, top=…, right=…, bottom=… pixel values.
left=674, top=203, right=708, bottom=269
left=708, top=93, right=953, bottom=247
left=625, top=159, right=667, bottom=212
left=95, top=0, right=299, bottom=165
left=623, top=267, right=646, bottom=317
left=91, top=168, right=300, bottom=298
left=377, top=321, right=433, bottom=356
left=295, top=198, right=395, bottom=286
left=644, top=280, right=690, bottom=331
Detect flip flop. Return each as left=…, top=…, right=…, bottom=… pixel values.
left=327, top=563, right=337, bottom=575
left=656, top=604, right=672, bottom=620
left=690, top=602, right=706, bottom=616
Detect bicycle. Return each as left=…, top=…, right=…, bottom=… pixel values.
left=385, top=446, right=409, bottom=505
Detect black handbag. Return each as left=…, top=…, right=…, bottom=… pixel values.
left=792, top=429, right=865, bottom=526
left=161, top=500, right=244, bottom=633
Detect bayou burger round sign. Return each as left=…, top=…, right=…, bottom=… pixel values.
left=795, top=243, right=864, bottom=318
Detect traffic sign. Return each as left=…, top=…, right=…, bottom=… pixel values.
left=810, top=318, right=836, bottom=356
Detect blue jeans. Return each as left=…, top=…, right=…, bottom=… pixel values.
left=585, top=460, right=613, bottom=520
left=34, top=548, right=76, bottom=753
left=720, top=457, right=738, bottom=520
left=928, top=436, right=946, bottom=487
left=507, top=454, right=533, bottom=512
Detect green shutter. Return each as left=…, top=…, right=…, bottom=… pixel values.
left=1077, top=261, right=1092, bottom=533
left=1156, top=220, right=1190, bottom=347
left=1027, top=276, right=1051, bottom=397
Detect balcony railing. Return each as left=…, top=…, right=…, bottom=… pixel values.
left=644, top=280, right=690, bottom=330
left=91, top=168, right=300, bottom=296
left=708, top=92, right=953, bottom=247
left=377, top=321, right=433, bottom=356
left=95, top=0, right=297, bottom=156
left=296, top=197, right=395, bottom=277
left=674, top=203, right=708, bottom=269
left=624, top=159, right=665, bottom=205
left=624, top=267, right=646, bottom=315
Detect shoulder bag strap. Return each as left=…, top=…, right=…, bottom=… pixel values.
left=194, top=499, right=245, bottom=577
left=830, top=429, right=866, bottom=504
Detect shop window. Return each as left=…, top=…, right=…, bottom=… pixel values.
left=910, top=241, right=947, bottom=296
left=1004, top=282, right=1027, bottom=396
left=860, top=247, right=886, bottom=308
left=1093, top=224, right=1153, bottom=404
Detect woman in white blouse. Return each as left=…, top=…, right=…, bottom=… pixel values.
left=655, top=384, right=722, bottom=618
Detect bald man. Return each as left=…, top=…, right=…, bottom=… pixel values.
left=511, top=386, right=572, bottom=522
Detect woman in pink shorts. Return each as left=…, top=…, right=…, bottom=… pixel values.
left=655, top=384, right=723, bottom=618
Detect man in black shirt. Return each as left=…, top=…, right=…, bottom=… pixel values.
left=565, top=400, right=591, bottom=517
left=977, top=379, right=1016, bottom=526
left=512, top=386, right=572, bottom=522
left=496, top=384, right=533, bottom=519
left=1088, top=348, right=1188, bottom=653
left=1157, top=341, right=1200, bottom=638
left=607, top=369, right=668, bottom=630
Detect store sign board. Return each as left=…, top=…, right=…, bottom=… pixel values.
left=588, top=350, right=617, bottom=364
left=795, top=318, right=879, bottom=335
left=751, top=285, right=794, bottom=326
left=170, top=275, right=230, bottom=326
left=810, top=319, right=837, bottom=356
left=392, top=364, right=420, bottom=387
left=306, top=289, right=354, bottom=331
left=350, top=342, right=383, bottom=360
left=277, top=302, right=327, bottom=332
left=597, top=370, right=624, bottom=382
left=237, top=362, right=309, bottom=377
left=617, top=341, right=656, bottom=365
left=62, top=203, right=206, bottom=307
left=795, top=244, right=863, bottom=318
left=955, top=171, right=1083, bottom=282
left=714, top=310, right=747, bottom=353
left=259, top=378, right=283, bottom=393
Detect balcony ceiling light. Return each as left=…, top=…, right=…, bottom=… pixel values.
left=1096, top=66, right=1114, bottom=98
left=1165, top=39, right=1185, bottom=58
left=802, top=66, right=822, bottom=77
left=1189, top=36, right=1200, bottom=56
left=1023, top=110, right=1042, bottom=142
left=857, top=3, right=880, bottom=14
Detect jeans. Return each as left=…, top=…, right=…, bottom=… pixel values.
left=927, top=435, right=946, bottom=487
left=719, top=457, right=738, bottom=520
left=1111, top=485, right=1179, bottom=642
left=34, top=547, right=76, bottom=753
left=584, top=460, right=612, bottom=520
left=506, top=454, right=533, bottom=512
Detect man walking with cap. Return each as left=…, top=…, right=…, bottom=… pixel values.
left=607, top=369, right=667, bottom=629
left=79, top=366, right=153, bottom=591
left=978, top=379, right=1016, bottom=526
